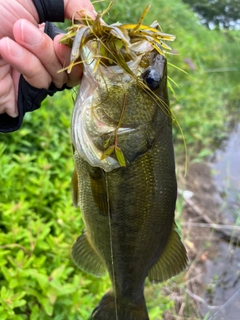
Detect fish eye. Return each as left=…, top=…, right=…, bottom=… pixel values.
left=142, top=68, right=161, bottom=91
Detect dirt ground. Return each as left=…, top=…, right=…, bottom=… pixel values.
left=182, top=161, right=222, bottom=256
left=165, top=162, right=224, bottom=319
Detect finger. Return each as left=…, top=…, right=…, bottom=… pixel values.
left=13, top=19, right=68, bottom=88
left=0, top=1, right=38, bottom=39
left=0, top=58, right=18, bottom=117
left=0, top=36, right=52, bottom=89
left=54, top=34, right=83, bottom=87
left=64, top=0, right=97, bottom=20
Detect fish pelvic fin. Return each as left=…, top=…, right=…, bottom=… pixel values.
left=148, top=223, right=188, bottom=283
left=72, top=232, right=106, bottom=277
left=89, top=291, right=149, bottom=320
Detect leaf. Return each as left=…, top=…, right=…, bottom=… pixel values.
left=40, top=297, right=53, bottom=316
left=168, top=62, right=188, bottom=74
left=167, top=79, right=176, bottom=96
left=0, top=286, right=7, bottom=298
left=0, top=310, right=7, bottom=320
left=115, top=147, right=126, bottom=167
left=50, top=266, right=65, bottom=280
left=30, top=305, right=40, bottom=320
left=167, top=76, right=179, bottom=88
left=103, top=137, right=111, bottom=149
left=12, top=299, right=26, bottom=308
left=1, top=266, right=14, bottom=282
left=58, top=284, right=76, bottom=296
left=101, top=146, right=115, bottom=160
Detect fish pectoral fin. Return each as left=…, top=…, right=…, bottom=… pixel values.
left=89, top=167, right=109, bottom=215
left=148, top=224, right=188, bottom=283
left=71, top=168, right=79, bottom=208
left=72, top=232, right=106, bottom=277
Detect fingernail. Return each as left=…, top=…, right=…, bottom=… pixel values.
left=21, top=20, right=43, bottom=46
left=6, top=38, right=24, bottom=57
left=11, top=110, right=19, bottom=117
left=39, top=23, right=46, bottom=32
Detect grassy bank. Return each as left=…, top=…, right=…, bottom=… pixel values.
left=0, top=0, right=240, bottom=318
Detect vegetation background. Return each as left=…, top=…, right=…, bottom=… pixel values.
left=0, top=0, right=239, bottom=319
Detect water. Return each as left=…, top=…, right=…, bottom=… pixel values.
left=212, top=123, right=240, bottom=224
left=200, top=123, right=240, bottom=319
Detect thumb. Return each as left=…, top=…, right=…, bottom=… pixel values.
left=54, top=35, right=83, bottom=87
left=64, top=0, right=97, bottom=20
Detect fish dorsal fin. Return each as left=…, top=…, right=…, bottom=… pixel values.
left=72, top=232, right=106, bottom=277
left=71, top=168, right=79, bottom=208
left=148, top=224, right=188, bottom=283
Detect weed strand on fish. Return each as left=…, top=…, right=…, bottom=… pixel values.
left=105, top=173, right=119, bottom=320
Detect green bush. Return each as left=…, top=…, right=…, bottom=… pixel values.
left=0, top=92, right=111, bottom=319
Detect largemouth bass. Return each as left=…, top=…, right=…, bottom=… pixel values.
left=65, top=7, right=188, bottom=320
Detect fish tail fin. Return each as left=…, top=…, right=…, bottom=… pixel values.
left=90, top=291, right=149, bottom=320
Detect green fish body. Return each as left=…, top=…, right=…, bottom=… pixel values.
left=71, top=52, right=187, bottom=320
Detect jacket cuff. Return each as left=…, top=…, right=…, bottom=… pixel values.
left=0, top=80, right=69, bottom=133
left=32, top=0, right=64, bottom=23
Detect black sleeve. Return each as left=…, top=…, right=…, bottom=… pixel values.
left=32, top=0, right=64, bottom=23
left=0, top=22, right=70, bottom=133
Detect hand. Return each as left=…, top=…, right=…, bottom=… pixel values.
left=0, top=20, right=82, bottom=117
left=0, top=0, right=96, bottom=118
left=0, top=0, right=96, bottom=39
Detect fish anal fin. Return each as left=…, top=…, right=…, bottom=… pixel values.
left=71, top=168, right=79, bottom=207
left=148, top=224, right=188, bottom=283
left=72, top=232, right=106, bottom=277
left=90, top=291, right=149, bottom=320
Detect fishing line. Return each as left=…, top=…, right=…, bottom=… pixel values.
left=208, top=287, right=240, bottom=319
left=105, top=173, right=119, bottom=320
